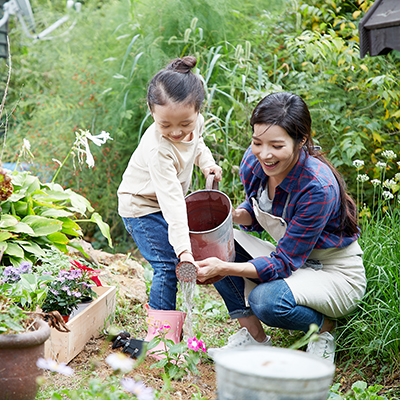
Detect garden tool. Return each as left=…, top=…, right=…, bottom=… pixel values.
left=176, top=261, right=197, bottom=283
left=143, top=304, right=186, bottom=360
left=184, top=173, right=234, bottom=285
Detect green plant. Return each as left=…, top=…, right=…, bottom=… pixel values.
left=328, top=381, right=389, bottom=399
left=0, top=282, right=31, bottom=333
left=0, top=168, right=111, bottom=266
left=147, top=328, right=205, bottom=380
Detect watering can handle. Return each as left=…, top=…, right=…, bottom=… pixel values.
left=206, top=173, right=219, bottom=190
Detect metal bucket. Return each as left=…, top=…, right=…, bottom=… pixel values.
left=185, top=175, right=235, bottom=263
left=214, top=346, right=335, bottom=400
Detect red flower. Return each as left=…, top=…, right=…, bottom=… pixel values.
left=70, top=260, right=102, bottom=286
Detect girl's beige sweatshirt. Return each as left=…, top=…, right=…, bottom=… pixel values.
left=117, top=114, right=216, bottom=258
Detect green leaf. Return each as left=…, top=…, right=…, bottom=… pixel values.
left=52, top=242, right=68, bottom=253
left=4, top=242, right=25, bottom=258
left=0, top=231, right=14, bottom=241
left=0, top=214, right=20, bottom=228
left=36, top=207, right=74, bottom=218
left=66, top=189, right=94, bottom=214
left=59, top=217, right=82, bottom=236
left=21, top=215, right=63, bottom=236
left=90, top=213, right=112, bottom=247
left=47, top=232, right=70, bottom=245
left=6, top=221, right=36, bottom=235
left=18, top=241, right=46, bottom=257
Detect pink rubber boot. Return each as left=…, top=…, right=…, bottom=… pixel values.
left=144, top=304, right=186, bottom=360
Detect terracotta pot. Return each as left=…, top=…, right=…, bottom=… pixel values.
left=0, top=318, right=51, bottom=400
left=61, top=315, right=70, bottom=323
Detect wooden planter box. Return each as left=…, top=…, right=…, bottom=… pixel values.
left=44, top=285, right=117, bottom=364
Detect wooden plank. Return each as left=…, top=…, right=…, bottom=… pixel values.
left=44, top=286, right=117, bottom=363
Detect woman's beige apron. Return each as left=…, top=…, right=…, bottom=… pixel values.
left=234, top=197, right=367, bottom=318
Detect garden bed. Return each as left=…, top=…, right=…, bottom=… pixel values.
left=44, top=285, right=117, bottom=364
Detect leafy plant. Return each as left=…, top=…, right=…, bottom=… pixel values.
left=147, top=328, right=206, bottom=380
left=0, top=169, right=111, bottom=266
left=0, top=282, right=31, bottom=333
left=329, top=381, right=389, bottom=399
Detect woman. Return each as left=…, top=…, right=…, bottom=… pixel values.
left=196, top=92, right=366, bottom=362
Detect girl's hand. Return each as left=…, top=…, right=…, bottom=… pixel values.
left=232, top=208, right=252, bottom=226
left=179, top=251, right=195, bottom=265
left=203, top=164, right=222, bottom=182
left=196, top=257, right=225, bottom=283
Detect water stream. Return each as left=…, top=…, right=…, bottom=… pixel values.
left=179, top=280, right=196, bottom=339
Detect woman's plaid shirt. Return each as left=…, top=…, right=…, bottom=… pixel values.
left=238, top=147, right=359, bottom=282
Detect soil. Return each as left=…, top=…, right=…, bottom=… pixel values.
left=37, top=254, right=400, bottom=400
left=40, top=328, right=218, bottom=399
left=40, top=330, right=400, bottom=400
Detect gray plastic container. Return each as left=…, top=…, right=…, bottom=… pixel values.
left=214, top=346, right=335, bottom=400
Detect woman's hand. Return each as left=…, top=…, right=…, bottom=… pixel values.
left=232, top=208, right=252, bottom=226
left=203, top=164, right=222, bottom=182
left=196, top=257, right=226, bottom=283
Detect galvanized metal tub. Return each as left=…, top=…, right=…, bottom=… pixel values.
left=214, top=346, right=335, bottom=400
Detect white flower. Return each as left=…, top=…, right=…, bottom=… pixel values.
left=376, top=161, right=387, bottom=170
left=105, top=353, right=134, bottom=373
left=395, top=173, right=400, bottom=182
left=397, top=161, right=400, bottom=167
left=353, top=159, right=364, bottom=169
left=357, top=174, right=369, bottom=183
left=371, top=179, right=381, bottom=186
left=86, top=130, right=113, bottom=146
left=73, top=129, right=113, bottom=169
left=383, top=179, right=396, bottom=190
left=121, top=378, right=154, bottom=400
left=381, top=150, right=397, bottom=160
left=36, top=358, right=74, bottom=376
left=382, top=191, right=394, bottom=200
left=20, top=138, right=34, bottom=158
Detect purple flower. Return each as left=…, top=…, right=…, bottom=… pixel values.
left=49, top=288, right=59, bottom=296
left=3, top=266, right=15, bottom=276
left=19, top=261, right=32, bottom=274
left=121, top=378, right=154, bottom=400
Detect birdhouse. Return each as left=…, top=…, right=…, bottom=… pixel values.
left=359, top=0, right=400, bottom=58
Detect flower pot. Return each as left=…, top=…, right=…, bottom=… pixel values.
left=0, top=318, right=51, bottom=400
left=61, top=315, right=70, bottom=323
left=69, top=296, right=94, bottom=320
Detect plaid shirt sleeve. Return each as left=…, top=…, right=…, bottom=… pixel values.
left=250, top=184, right=338, bottom=282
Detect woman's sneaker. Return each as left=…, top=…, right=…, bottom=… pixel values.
left=208, top=327, right=271, bottom=359
left=306, top=331, right=336, bottom=363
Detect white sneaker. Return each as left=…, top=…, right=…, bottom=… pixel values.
left=208, top=327, right=271, bottom=359
left=306, top=331, right=336, bottom=363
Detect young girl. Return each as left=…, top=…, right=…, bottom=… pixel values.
left=118, top=57, right=222, bottom=315
left=197, top=92, right=366, bottom=363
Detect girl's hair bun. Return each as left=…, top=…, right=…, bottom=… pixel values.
left=167, top=56, right=197, bottom=73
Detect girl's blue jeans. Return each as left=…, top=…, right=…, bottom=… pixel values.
left=214, top=242, right=325, bottom=332
left=122, top=212, right=178, bottom=310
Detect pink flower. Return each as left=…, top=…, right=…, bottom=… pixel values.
left=187, top=337, right=200, bottom=352
left=198, top=339, right=207, bottom=353
left=187, top=337, right=207, bottom=353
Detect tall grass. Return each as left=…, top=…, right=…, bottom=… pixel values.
left=338, top=208, right=400, bottom=371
